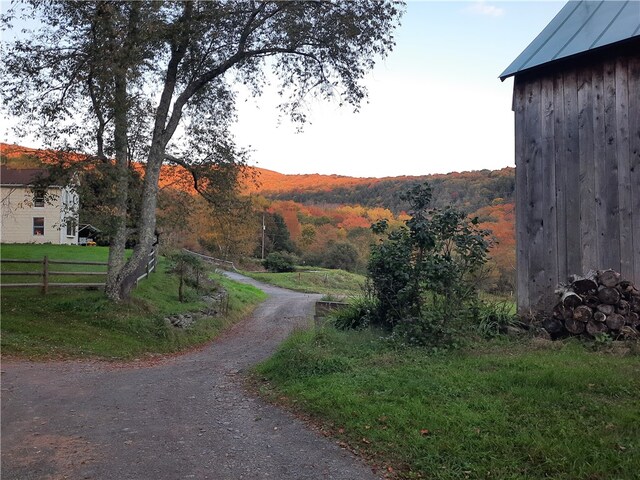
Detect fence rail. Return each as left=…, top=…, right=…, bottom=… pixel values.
left=1, top=249, right=157, bottom=293
left=182, top=249, right=239, bottom=272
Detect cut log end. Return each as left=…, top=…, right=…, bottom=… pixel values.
left=572, top=305, right=593, bottom=323
left=598, top=269, right=621, bottom=288
left=564, top=318, right=585, bottom=335
left=598, top=287, right=621, bottom=305
left=605, top=313, right=625, bottom=331
left=586, top=320, right=608, bottom=336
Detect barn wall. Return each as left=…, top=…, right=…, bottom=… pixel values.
left=514, top=52, right=640, bottom=313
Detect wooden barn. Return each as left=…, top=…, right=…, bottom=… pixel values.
left=500, top=0, right=640, bottom=313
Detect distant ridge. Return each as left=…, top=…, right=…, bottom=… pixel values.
left=1, top=143, right=514, bottom=214
left=247, top=165, right=515, bottom=214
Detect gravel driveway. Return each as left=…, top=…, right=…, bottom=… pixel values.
left=1, top=272, right=380, bottom=480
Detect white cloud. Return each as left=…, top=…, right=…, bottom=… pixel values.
left=463, top=1, right=505, bottom=18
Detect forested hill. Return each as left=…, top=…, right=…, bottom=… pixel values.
left=248, top=167, right=515, bottom=214
left=1, top=143, right=515, bottom=215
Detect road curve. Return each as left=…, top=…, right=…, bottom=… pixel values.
left=1, top=272, right=380, bottom=480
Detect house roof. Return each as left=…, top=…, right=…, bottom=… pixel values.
left=0, top=166, right=52, bottom=186
left=500, top=0, right=640, bottom=81
left=79, top=224, right=102, bottom=234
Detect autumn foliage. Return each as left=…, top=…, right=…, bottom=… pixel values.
left=2, top=143, right=516, bottom=292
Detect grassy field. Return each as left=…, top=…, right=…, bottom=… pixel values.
left=254, top=328, right=640, bottom=479
left=0, top=243, right=116, bottom=286
left=242, top=267, right=366, bottom=297
left=1, top=244, right=267, bottom=359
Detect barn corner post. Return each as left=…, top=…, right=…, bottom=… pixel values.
left=500, top=1, right=640, bottom=315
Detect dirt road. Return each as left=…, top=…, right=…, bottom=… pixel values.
left=1, top=273, right=380, bottom=480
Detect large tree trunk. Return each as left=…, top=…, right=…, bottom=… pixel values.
left=110, top=145, right=164, bottom=300
left=105, top=77, right=130, bottom=301
left=103, top=3, right=150, bottom=302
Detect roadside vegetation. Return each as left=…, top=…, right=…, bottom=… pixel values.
left=252, top=182, right=640, bottom=478
left=1, top=245, right=266, bottom=359
left=254, top=328, right=640, bottom=479
left=243, top=267, right=365, bottom=298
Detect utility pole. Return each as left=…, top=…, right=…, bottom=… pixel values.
left=261, top=212, right=266, bottom=260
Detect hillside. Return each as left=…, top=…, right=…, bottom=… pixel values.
left=2, top=143, right=514, bottom=215
left=248, top=166, right=515, bottom=215
left=1, top=143, right=516, bottom=292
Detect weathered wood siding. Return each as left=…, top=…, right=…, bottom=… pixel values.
left=514, top=52, right=639, bottom=313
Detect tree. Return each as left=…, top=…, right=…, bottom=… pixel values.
left=323, top=241, right=359, bottom=272
left=168, top=251, right=204, bottom=302
left=1, top=1, right=403, bottom=300
left=257, top=212, right=295, bottom=257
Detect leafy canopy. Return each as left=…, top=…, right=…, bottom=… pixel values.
left=1, top=1, right=404, bottom=300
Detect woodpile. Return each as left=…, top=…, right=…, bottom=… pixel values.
left=544, top=270, right=640, bottom=338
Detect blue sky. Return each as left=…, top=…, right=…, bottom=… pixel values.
left=233, top=1, right=566, bottom=177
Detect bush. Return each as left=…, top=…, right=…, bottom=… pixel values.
left=263, top=251, right=297, bottom=273
left=331, top=296, right=379, bottom=330
left=367, top=182, right=492, bottom=346
left=322, top=241, right=360, bottom=272
left=168, top=251, right=207, bottom=302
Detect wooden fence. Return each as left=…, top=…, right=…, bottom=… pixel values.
left=1, top=249, right=157, bottom=293
left=182, top=249, right=239, bottom=272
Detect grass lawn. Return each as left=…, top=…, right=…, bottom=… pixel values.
left=242, top=267, right=366, bottom=297
left=1, top=243, right=116, bottom=286
left=1, top=244, right=267, bottom=359
left=253, top=328, right=640, bottom=479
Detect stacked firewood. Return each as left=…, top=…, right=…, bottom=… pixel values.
left=545, top=270, right=640, bottom=338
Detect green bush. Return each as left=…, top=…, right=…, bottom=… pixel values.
left=331, top=296, right=379, bottom=330
left=168, top=251, right=208, bottom=302
left=322, top=241, right=360, bottom=272
left=368, top=182, right=492, bottom=346
left=263, top=251, right=297, bottom=273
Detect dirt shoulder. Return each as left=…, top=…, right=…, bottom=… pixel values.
left=1, top=273, right=381, bottom=480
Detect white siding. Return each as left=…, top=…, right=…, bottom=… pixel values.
left=0, top=185, right=79, bottom=245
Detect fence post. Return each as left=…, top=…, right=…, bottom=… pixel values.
left=150, top=248, right=156, bottom=274
left=42, top=255, right=49, bottom=294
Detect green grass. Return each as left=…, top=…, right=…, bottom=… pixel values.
left=254, top=329, right=640, bottom=479
left=1, top=244, right=116, bottom=285
left=242, top=267, right=365, bottom=297
left=1, top=244, right=267, bottom=359
left=1, top=243, right=115, bottom=262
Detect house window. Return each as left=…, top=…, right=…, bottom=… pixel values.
left=33, top=217, right=45, bottom=236
left=66, top=218, right=77, bottom=237
left=34, top=189, right=45, bottom=208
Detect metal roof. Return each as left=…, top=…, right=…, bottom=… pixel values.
left=500, top=0, right=640, bottom=80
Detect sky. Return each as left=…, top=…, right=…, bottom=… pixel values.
left=2, top=1, right=566, bottom=178
left=232, top=0, right=566, bottom=177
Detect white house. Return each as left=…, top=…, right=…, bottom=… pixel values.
left=0, top=166, right=80, bottom=245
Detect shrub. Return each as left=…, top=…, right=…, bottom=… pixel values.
left=331, top=296, right=379, bottom=330
left=322, top=241, right=360, bottom=272
left=168, top=251, right=206, bottom=302
left=367, top=182, right=492, bottom=346
left=263, top=251, right=297, bottom=272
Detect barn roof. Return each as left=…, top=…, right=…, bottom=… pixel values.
left=500, top=0, right=640, bottom=81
